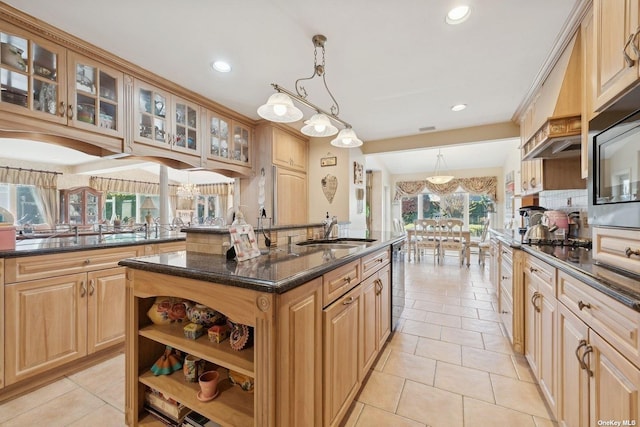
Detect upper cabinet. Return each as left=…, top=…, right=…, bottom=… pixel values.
left=0, top=22, right=125, bottom=138
left=204, top=109, right=252, bottom=172
left=592, top=0, right=640, bottom=111
left=134, top=79, right=200, bottom=158
left=272, top=127, right=308, bottom=172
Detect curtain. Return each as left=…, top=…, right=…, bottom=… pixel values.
left=34, top=186, right=57, bottom=227
left=0, top=167, right=59, bottom=226
left=89, top=177, right=232, bottom=197
left=394, top=176, right=498, bottom=201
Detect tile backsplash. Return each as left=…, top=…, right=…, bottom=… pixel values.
left=539, top=189, right=590, bottom=238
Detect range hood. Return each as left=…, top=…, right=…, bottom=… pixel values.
left=521, top=32, right=582, bottom=161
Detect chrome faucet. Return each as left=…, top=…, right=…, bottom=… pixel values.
left=324, top=216, right=338, bottom=239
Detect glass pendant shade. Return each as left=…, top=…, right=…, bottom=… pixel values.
left=426, top=150, right=454, bottom=184
left=330, top=128, right=363, bottom=148
left=257, top=93, right=304, bottom=123
left=301, top=113, right=339, bottom=137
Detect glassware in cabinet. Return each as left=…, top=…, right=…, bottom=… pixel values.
left=207, top=112, right=230, bottom=160
left=172, top=98, right=199, bottom=155
left=232, top=123, right=251, bottom=164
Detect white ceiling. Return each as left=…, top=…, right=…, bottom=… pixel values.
left=1, top=0, right=581, bottom=177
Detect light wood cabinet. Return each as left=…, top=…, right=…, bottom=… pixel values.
left=581, top=5, right=594, bottom=179
left=87, top=267, right=126, bottom=354
left=592, top=226, right=640, bottom=277
left=360, top=263, right=390, bottom=379
left=272, top=127, right=307, bottom=172
left=203, top=110, right=252, bottom=174
left=592, top=0, right=640, bottom=111
left=5, top=272, right=88, bottom=385
left=133, top=79, right=201, bottom=162
left=523, top=254, right=558, bottom=417
left=60, top=186, right=102, bottom=226
left=520, top=158, right=586, bottom=195
left=323, top=284, right=362, bottom=427
left=276, top=168, right=308, bottom=225
left=0, top=22, right=126, bottom=139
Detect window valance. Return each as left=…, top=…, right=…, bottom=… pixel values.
left=89, top=176, right=232, bottom=196
left=394, top=176, right=498, bottom=201
left=0, top=166, right=59, bottom=189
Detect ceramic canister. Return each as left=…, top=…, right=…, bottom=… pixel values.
left=183, top=354, right=206, bottom=383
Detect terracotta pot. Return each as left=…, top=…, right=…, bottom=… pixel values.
left=197, top=370, right=220, bottom=401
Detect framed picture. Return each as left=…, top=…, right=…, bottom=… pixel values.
left=353, top=161, right=364, bottom=185
left=229, top=224, right=261, bottom=261
left=321, top=156, right=337, bottom=167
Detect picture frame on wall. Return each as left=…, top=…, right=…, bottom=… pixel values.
left=354, top=161, right=364, bottom=185
left=320, top=156, right=337, bottom=167
left=229, top=224, right=261, bottom=261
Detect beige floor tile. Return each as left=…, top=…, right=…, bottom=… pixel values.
left=434, top=361, right=494, bottom=403
left=442, top=304, right=478, bottom=319
left=67, top=403, right=125, bottom=427
left=342, top=401, right=364, bottom=427
left=425, top=311, right=462, bottom=328
left=482, top=333, right=514, bottom=354
left=491, top=374, right=555, bottom=419
left=460, top=298, right=495, bottom=310
left=1, top=387, right=105, bottom=427
left=463, top=397, right=536, bottom=427
left=399, top=307, right=428, bottom=321
left=355, top=404, right=426, bottom=427
left=461, top=346, right=518, bottom=378
left=0, top=378, right=77, bottom=423
left=401, top=319, right=442, bottom=340
left=412, top=300, right=445, bottom=313
left=396, top=380, right=463, bottom=427
left=461, top=317, right=504, bottom=336
left=477, top=308, right=502, bottom=322
left=68, top=353, right=125, bottom=395
left=512, top=354, right=537, bottom=383
left=373, top=346, right=392, bottom=371
left=415, top=336, right=462, bottom=365
left=533, top=416, right=560, bottom=426
left=356, top=370, right=405, bottom=413
left=386, top=332, right=419, bottom=355
left=95, top=376, right=125, bottom=411
left=382, top=351, right=436, bottom=386
left=440, top=326, right=484, bottom=348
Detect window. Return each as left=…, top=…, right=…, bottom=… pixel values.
left=105, top=192, right=161, bottom=224
left=401, top=190, right=492, bottom=236
left=196, top=195, right=219, bottom=224
left=0, top=183, right=47, bottom=225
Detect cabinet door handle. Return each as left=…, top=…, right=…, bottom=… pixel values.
left=581, top=345, right=593, bottom=377
left=531, top=291, right=541, bottom=313
left=374, top=279, right=383, bottom=295
left=575, top=339, right=588, bottom=370
left=623, top=33, right=636, bottom=67
left=68, top=104, right=74, bottom=119
left=501, top=275, right=509, bottom=281
left=58, top=101, right=66, bottom=117
left=577, top=300, right=591, bottom=311
left=342, top=296, right=354, bottom=305
left=80, top=280, right=86, bottom=297
left=89, top=279, right=95, bottom=296
left=529, top=177, right=537, bottom=188
left=632, top=28, right=640, bottom=59
left=625, top=247, right=640, bottom=258
left=522, top=180, right=528, bottom=191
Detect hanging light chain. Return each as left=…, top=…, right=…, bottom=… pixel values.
left=294, top=35, right=340, bottom=117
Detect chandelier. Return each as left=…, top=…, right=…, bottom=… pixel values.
left=177, top=175, right=200, bottom=199
left=257, top=34, right=362, bottom=148
left=426, top=149, right=454, bottom=184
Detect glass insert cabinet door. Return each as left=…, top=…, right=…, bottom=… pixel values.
left=207, top=112, right=230, bottom=160
left=172, top=97, right=199, bottom=155
left=232, top=123, right=250, bottom=165
left=135, top=80, right=170, bottom=146
left=68, top=52, right=124, bottom=137
left=0, top=24, right=67, bottom=124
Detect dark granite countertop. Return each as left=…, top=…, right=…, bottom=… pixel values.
left=490, top=228, right=640, bottom=311
left=119, top=230, right=406, bottom=294
left=182, top=222, right=325, bottom=234
left=0, top=232, right=186, bottom=258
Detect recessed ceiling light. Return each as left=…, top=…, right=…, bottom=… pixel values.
left=211, top=60, right=231, bottom=73
left=446, top=5, right=471, bottom=25
left=451, top=104, right=467, bottom=112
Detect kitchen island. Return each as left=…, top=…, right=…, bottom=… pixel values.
left=120, top=230, right=405, bottom=427
left=0, top=231, right=185, bottom=402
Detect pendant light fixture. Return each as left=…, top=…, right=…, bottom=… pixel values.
left=257, top=34, right=362, bottom=147
left=426, top=149, right=454, bottom=184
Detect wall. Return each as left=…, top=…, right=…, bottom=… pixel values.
left=538, top=188, right=589, bottom=238
left=308, top=137, right=367, bottom=230
left=365, top=156, right=393, bottom=232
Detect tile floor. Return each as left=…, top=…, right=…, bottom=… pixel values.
left=0, top=254, right=555, bottom=427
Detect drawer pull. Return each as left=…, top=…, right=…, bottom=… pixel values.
left=575, top=339, right=588, bottom=370
left=581, top=345, right=593, bottom=377
left=342, top=296, right=354, bottom=305
left=343, top=276, right=352, bottom=284
left=501, top=275, right=509, bottom=280
left=529, top=267, right=538, bottom=273
left=84, top=259, right=91, bottom=265
left=577, top=300, right=591, bottom=311
left=531, top=291, right=541, bottom=313
left=625, top=247, right=640, bottom=258
left=501, top=310, right=509, bottom=314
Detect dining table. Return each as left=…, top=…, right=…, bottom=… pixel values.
left=407, top=227, right=472, bottom=266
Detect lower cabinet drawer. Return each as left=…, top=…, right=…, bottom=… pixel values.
left=361, top=249, right=389, bottom=278
left=557, top=270, right=640, bottom=368
left=323, top=260, right=361, bottom=307
left=593, top=226, right=640, bottom=276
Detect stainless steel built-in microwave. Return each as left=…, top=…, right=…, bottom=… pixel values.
left=590, top=106, right=640, bottom=229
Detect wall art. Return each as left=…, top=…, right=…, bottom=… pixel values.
left=321, top=174, right=338, bottom=203
left=354, top=161, right=363, bottom=185
left=320, top=155, right=337, bottom=167
left=229, top=224, right=261, bottom=261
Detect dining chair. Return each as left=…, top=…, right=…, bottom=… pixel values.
left=414, top=219, right=440, bottom=263
left=439, top=218, right=465, bottom=266
left=467, top=217, right=491, bottom=266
